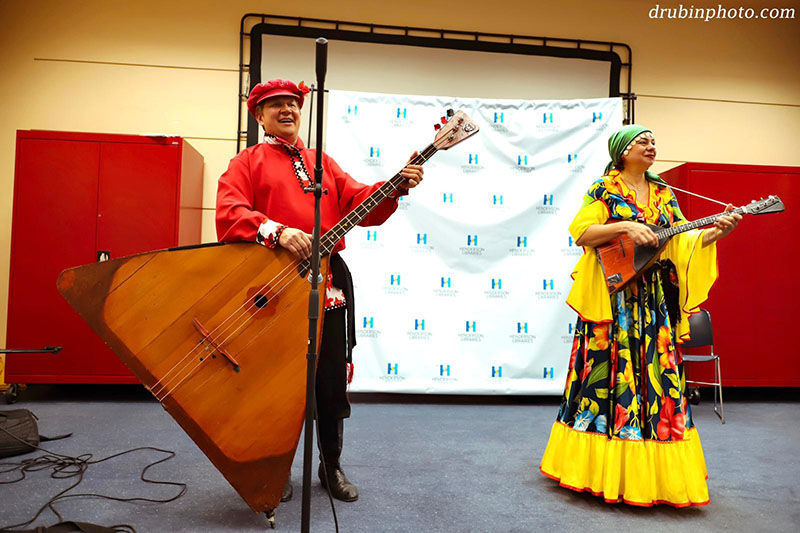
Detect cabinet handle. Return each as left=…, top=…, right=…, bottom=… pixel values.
left=97, top=251, right=110, bottom=262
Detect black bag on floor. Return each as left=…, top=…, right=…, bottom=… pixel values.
left=0, top=409, right=71, bottom=458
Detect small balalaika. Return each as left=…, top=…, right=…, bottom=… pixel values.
left=597, top=195, right=785, bottom=294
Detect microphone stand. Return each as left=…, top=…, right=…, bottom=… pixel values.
left=300, top=37, right=328, bottom=533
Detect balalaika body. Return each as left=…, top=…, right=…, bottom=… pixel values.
left=56, top=110, right=480, bottom=514
left=597, top=195, right=785, bottom=294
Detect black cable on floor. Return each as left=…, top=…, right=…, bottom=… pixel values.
left=0, top=425, right=186, bottom=532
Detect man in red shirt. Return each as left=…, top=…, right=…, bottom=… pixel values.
left=216, top=79, right=423, bottom=502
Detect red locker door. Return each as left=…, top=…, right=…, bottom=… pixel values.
left=96, top=142, right=180, bottom=257
left=688, top=168, right=798, bottom=386
left=6, top=138, right=106, bottom=380
left=91, top=142, right=181, bottom=376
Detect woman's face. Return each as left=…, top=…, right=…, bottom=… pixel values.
left=622, top=132, right=657, bottom=169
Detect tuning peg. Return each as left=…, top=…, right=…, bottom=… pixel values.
left=434, top=123, right=441, bottom=130
left=446, top=109, right=455, bottom=118
left=440, top=117, right=447, bottom=124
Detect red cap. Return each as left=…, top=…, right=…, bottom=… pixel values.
left=247, top=79, right=310, bottom=117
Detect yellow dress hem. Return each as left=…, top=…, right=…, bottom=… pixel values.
left=540, top=421, right=710, bottom=507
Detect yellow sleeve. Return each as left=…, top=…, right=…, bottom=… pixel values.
left=565, top=200, right=613, bottom=323
left=568, top=200, right=609, bottom=241
left=662, top=229, right=718, bottom=342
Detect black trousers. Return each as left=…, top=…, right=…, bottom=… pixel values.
left=315, top=254, right=354, bottom=464
left=316, top=306, right=350, bottom=421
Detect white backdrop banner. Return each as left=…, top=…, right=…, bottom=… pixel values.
left=325, top=90, right=622, bottom=395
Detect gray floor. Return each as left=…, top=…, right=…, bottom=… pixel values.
left=1, top=386, right=799, bottom=532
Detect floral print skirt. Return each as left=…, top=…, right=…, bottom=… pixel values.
left=540, top=263, right=709, bottom=506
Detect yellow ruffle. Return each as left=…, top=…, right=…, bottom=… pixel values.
left=662, top=229, right=718, bottom=341
left=540, top=421, right=709, bottom=507
left=566, top=200, right=613, bottom=323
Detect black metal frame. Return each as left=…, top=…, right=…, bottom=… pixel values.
left=237, top=14, right=634, bottom=152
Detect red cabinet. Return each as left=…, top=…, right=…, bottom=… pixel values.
left=661, top=163, right=800, bottom=387
left=6, top=131, right=203, bottom=383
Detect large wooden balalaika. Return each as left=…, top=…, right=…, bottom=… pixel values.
left=597, top=195, right=785, bottom=294
left=56, top=110, right=479, bottom=514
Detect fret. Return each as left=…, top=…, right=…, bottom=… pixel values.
left=315, top=141, right=442, bottom=256
left=655, top=206, right=747, bottom=239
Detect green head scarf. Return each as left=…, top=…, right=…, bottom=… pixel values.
left=603, top=124, right=667, bottom=187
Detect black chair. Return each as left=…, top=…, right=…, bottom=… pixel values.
left=682, top=308, right=724, bottom=423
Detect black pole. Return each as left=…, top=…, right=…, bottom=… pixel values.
left=301, top=36, right=328, bottom=533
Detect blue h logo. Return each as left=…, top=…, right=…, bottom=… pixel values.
left=517, top=322, right=528, bottom=334
left=414, top=319, right=425, bottom=331
left=493, top=112, right=503, bottom=123
left=517, top=155, right=528, bottom=165
left=592, top=112, right=602, bottom=122
left=468, top=153, right=479, bottom=165
left=441, top=277, right=451, bottom=288
left=466, top=321, right=477, bottom=332
left=367, top=230, right=377, bottom=241
left=443, top=193, right=453, bottom=203
left=517, top=236, right=527, bottom=247
left=440, top=364, right=450, bottom=376
left=544, top=367, right=554, bottom=379
left=492, top=366, right=503, bottom=378
left=493, top=195, right=503, bottom=205
left=363, top=317, right=374, bottom=328
left=568, top=154, right=578, bottom=163
left=369, top=147, right=380, bottom=158
left=543, top=279, right=554, bottom=290
left=347, top=104, right=357, bottom=115
left=543, top=112, right=553, bottom=123
left=387, top=363, right=398, bottom=375
left=569, top=323, right=575, bottom=335
left=491, top=278, right=502, bottom=290
left=416, top=233, right=427, bottom=244
left=390, top=274, right=401, bottom=286
left=543, top=194, right=554, bottom=206
left=568, top=235, right=574, bottom=247
left=397, top=107, right=407, bottom=118
left=467, top=235, right=478, bottom=246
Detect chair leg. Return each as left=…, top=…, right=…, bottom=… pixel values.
left=716, top=357, right=725, bottom=424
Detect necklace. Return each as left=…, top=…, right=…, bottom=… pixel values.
left=621, top=174, right=649, bottom=203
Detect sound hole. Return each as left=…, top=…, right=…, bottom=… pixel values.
left=253, top=294, right=269, bottom=308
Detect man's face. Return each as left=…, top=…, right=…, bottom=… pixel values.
left=256, top=95, right=301, bottom=143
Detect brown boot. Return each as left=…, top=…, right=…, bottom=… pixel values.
left=318, top=462, right=359, bottom=502
left=280, top=477, right=293, bottom=502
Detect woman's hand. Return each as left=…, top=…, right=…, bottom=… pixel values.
left=576, top=221, right=659, bottom=248
left=624, top=221, right=660, bottom=247
left=279, top=227, right=312, bottom=259
left=702, top=204, right=741, bottom=246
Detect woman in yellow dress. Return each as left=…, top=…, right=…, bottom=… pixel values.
left=540, top=124, right=740, bottom=507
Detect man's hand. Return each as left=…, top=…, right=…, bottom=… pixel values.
left=279, top=227, right=312, bottom=260
left=397, top=151, right=424, bottom=194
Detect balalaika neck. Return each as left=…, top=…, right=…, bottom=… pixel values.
left=655, top=205, right=746, bottom=239
left=318, top=142, right=438, bottom=256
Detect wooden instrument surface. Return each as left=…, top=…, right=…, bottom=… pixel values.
left=58, top=242, right=327, bottom=512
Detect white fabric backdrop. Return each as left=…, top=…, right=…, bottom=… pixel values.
left=325, top=90, right=622, bottom=394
